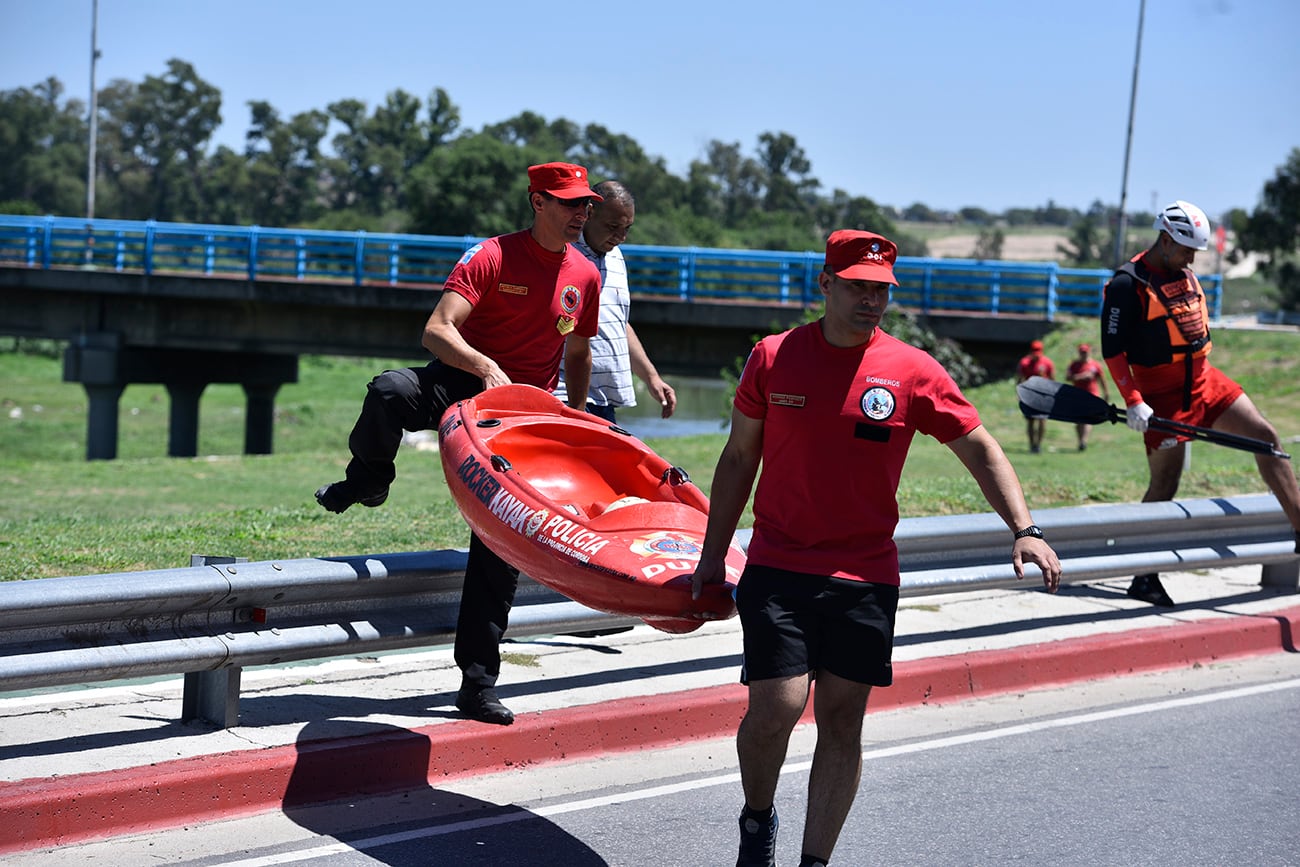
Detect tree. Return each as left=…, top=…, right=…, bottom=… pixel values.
left=755, top=131, right=819, bottom=214
left=96, top=59, right=222, bottom=220
left=406, top=133, right=534, bottom=237
left=1237, top=148, right=1300, bottom=311
left=902, top=202, right=940, bottom=222
left=0, top=78, right=87, bottom=215
left=326, top=87, right=460, bottom=221
left=1058, top=215, right=1104, bottom=267
left=972, top=228, right=1004, bottom=260
left=244, top=101, right=330, bottom=226
left=692, top=140, right=763, bottom=228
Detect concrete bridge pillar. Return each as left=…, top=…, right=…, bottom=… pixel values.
left=242, top=383, right=282, bottom=455
left=63, top=335, right=297, bottom=461
left=165, top=383, right=206, bottom=458
left=84, top=382, right=126, bottom=461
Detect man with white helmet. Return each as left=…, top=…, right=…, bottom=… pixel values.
left=1101, top=200, right=1300, bottom=606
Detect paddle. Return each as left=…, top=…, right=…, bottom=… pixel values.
left=1016, top=376, right=1292, bottom=460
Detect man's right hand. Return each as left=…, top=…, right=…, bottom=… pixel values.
left=690, top=557, right=728, bottom=600
left=1125, top=401, right=1154, bottom=432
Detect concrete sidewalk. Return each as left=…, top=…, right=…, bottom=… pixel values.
left=1, top=566, right=1298, bottom=854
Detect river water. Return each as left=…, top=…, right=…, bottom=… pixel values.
left=611, top=376, right=732, bottom=440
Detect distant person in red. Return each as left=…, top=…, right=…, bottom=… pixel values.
left=1066, top=343, right=1108, bottom=450
left=1102, top=199, right=1300, bottom=607
left=1017, top=340, right=1055, bottom=453
left=691, top=229, right=1061, bottom=867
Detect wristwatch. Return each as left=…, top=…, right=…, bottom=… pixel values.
left=1013, top=524, right=1045, bottom=541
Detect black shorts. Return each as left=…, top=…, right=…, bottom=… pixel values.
left=735, top=564, right=899, bottom=687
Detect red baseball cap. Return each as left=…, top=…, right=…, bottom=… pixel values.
left=527, top=162, right=603, bottom=201
left=1030, top=340, right=1044, bottom=351
left=824, top=230, right=898, bottom=286
left=1077, top=342, right=1091, bottom=352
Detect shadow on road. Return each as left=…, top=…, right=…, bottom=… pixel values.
left=280, top=720, right=608, bottom=866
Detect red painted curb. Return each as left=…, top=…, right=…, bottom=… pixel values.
left=2, top=606, right=1296, bottom=853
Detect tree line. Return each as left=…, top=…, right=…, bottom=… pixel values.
left=2, top=58, right=1296, bottom=304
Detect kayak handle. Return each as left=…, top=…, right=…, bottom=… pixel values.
left=490, top=454, right=512, bottom=473
left=662, top=466, right=691, bottom=486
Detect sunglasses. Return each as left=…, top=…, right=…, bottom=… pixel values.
left=543, top=193, right=594, bottom=210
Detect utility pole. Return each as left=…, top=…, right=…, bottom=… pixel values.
left=84, top=0, right=101, bottom=266
left=1114, top=0, right=1146, bottom=268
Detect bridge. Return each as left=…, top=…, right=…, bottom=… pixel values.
left=0, top=214, right=1223, bottom=460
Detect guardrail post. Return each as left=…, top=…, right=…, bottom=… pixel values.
left=40, top=215, right=53, bottom=269
left=1260, top=560, right=1299, bottom=592
left=248, top=226, right=260, bottom=281
left=295, top=236, right=306, bottom=280
left=143, top=220, right=156, bottom=275
left=389, top=241, right=399, bottom=285
left=182, top=669, right=241, bottom=728
left=354, top=231, right=366, bottom=286
left=802, top=253, right=819, bottom=305
left=1047, top=264, right=1060, bottom=322
left=181, top=555, right=247, bottom=728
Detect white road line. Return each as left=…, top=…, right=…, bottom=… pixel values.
left=215, top=677, right=1300, bottom=866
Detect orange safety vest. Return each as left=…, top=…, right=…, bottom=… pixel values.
left=1117, top=261, right=1211, bottom=410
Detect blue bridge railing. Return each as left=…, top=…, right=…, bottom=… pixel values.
left=0, top=214, right=1222, bottom=321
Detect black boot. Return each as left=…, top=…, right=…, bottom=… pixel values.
left=1127, top=573, right=1174, bottom=607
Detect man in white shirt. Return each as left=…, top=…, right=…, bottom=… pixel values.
left=555, top=180, right=676, bottom=422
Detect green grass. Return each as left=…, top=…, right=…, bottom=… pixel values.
left=1, top=320, right=1297, bottom=582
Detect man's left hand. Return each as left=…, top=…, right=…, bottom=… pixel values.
left=649, top=379, right=677, bottom=418
left=1013, top=538, right=1062, bottom=593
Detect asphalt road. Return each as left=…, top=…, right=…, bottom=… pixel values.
left=11, top=653, right=1300, bottom=867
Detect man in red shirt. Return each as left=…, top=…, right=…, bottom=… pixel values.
left=1066, top=342, right=1108, bottom=450
left=1102, top=199, right=1300, bottom=606
left=1017, top=339, right=1055, bottom=453
left=316, top=162, right=602, bottom=723
left=691, top=229, right=1061, bottom=867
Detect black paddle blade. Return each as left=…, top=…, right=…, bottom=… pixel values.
left=1017, top=377, right=1291, bottom=460
left=1017, top=377, right=1119, bottom=425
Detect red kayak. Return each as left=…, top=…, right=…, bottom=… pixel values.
left=438, top=384, right=743, bottom=633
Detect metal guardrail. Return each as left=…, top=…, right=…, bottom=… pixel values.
left=0, top=494, right=1292, bottom=727
left=0, top=214, right=1223, bottom=320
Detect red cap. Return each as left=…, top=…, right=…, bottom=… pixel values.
left=1077, top=342, right=1091, bottom=352
left=1030, top=340, right=1044, bottom=351
left=824, top=230, right=898, bottom=285
left=527, top=162, right=602, bottom=201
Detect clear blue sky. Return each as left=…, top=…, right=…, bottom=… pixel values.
left=3, top=0, right=1298, bottom=219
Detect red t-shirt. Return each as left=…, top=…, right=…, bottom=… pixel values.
left=734, top=322, right=982, bottom=584
left=1017, top=353, right=1055, bottom=381
left=443, top=230, right=600, bottom=390
left=1067, top=358, right=1105, bottom=397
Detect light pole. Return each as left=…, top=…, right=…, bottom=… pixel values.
left=1114, top=0, right=1146, bottom=268
left=84, top=0, right=100, bottom=266
left=86, top=0, right=100, bottom=222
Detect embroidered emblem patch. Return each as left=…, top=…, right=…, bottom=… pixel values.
left=860, top=386, right=896, bottom=421
left=561, top=286, right=581, bottom=312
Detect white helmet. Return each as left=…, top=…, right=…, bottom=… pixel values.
left=1152, top=200, right=1210, bottom=250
